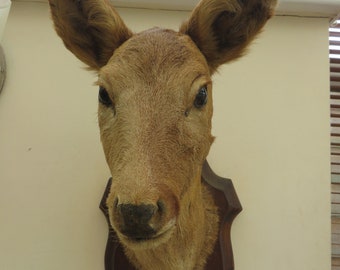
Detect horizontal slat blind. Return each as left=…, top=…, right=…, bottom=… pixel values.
left=331, top=15, right=340, bottom=270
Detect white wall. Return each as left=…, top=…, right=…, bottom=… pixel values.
left=0, top=2, right=331, bottom=270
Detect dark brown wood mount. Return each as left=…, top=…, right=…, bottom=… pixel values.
left=99, top=161, right=242, bottom=270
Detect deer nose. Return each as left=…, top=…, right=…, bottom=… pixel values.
left=117, top=203, right=158, bottom=240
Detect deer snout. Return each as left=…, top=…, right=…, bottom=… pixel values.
left=116, top=202, right=163, bottom=241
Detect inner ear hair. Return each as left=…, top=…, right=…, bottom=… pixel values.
left=49, top=0, right=132, bottom=70
left=180, top=0, right=277, bottom=74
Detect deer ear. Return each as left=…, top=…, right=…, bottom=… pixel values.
left=49, top=0, right=132, bottom=70
left=180, top=0, right=277, bottom=74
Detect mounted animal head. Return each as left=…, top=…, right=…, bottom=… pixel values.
left=49, top=0, right=276, bottom=250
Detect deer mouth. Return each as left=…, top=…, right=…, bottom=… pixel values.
left=119, top=218, right=176, bottom=246
left=127, top=230, right=168, bottom=243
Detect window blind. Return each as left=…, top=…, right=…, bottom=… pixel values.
left=330, top=14, right=340, bottom=270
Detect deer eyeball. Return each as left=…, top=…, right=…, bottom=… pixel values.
left=194, top=86, right=208, bottom=109
left=98, top=86, right=113, bottom=107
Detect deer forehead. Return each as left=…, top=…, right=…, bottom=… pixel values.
left=98, top=28, right=211, bottom=105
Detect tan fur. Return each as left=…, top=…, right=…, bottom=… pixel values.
left=180, top=0, right=277, bottom=73
left=49, top=0, right=132, bottom=69
left=49, top=0, right=276, bottom=269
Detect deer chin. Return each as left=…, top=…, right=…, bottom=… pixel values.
left=117, top=218, right=177, bottom=250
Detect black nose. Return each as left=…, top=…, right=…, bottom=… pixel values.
left=117, top=203, right=157, bottom=240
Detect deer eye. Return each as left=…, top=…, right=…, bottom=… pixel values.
left=194, top=86, right=208, bottom=108
left=98, top=86, right=112, bottom=107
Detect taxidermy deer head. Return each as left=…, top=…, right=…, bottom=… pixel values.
left=49, top=0, right=276, bottom=269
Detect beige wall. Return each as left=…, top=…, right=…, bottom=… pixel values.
left=0, top=2, right=331, bottom=270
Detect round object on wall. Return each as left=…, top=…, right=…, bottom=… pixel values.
left=0, top=45, right=5, bottom=94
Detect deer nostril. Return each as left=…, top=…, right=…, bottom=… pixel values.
left=113, top=197, right=119, bottom=209
left=157, top=200, right=165, bottom=215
